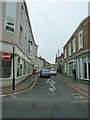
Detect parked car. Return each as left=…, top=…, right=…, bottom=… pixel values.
left=50, top=69, right=57, bottom=75
left=40, top=69, right=51, bottom=78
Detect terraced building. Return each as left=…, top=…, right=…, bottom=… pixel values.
left=63, top=16, right=90, bottom=81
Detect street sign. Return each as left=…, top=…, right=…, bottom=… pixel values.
left=1, top=52, right=11, bottom=61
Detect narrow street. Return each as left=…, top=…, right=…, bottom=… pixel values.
left=0, top=1, right=90, bottom=120
left=2, top=74, right=88, bottom=118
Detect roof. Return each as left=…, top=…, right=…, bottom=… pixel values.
left=63, top=16, right=90, bottom=49
left=24, top=1, right=37, bottom=46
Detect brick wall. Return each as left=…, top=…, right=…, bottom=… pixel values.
left=63, top=17, right=89, bottom=62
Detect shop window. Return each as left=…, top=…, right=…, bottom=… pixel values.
left=27, top=63, right=31, bottom=74
left=23, top=61, right=25, bottom=75
left=23, top=61, right=27, bottom=75
left=20, top=59, right=22, bottom=76
left=78, top=59, right=81, bottom=78
left=17, top=58, right=20, bottom=77
left=30, top=64, right=33, bottom=74
left=28, top=64, right=29, bottom=74
left=2, top=60, right=11, bottom=78
left=83, top=63, right=87, bottom=79
left=69, top=62, right=73, bottom=74
left=25, top=62, right=27, bottom=74
left=17, top=58, right=22, bottom=77
left=82, top=57, right=87, bottom=79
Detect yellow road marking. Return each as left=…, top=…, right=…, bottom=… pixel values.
left=13, top=75, right=39, bottom=95
left=57, top=76, right=90, bottom=98
left=1, top=75, right=39, bottom=97
left=78, top=100, right=90, bottom=103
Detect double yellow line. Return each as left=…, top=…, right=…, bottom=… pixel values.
left=1, top=75, right=39, bottom=97
left=57, top=76, right=90, bottom=98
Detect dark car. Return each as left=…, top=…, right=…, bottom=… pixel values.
left=40, top=69, right=51, bottom=78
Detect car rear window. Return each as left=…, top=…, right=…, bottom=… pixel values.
left=42, top=69, right=49, bottom=72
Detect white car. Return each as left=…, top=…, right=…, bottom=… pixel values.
left=50, top=69, right=57, bottom=75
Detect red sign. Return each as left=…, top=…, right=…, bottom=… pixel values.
left=1, top=52, right=11, bottom=61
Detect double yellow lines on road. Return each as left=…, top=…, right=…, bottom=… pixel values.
left=29, top=76, right=38, bottom=89
left=1, top=75, right=39, bottom=97
left=57, top=76, right=90, bottom=99
left=14, top=75, right=38, bottom=95
left=78, top=100, right=90, bottom=103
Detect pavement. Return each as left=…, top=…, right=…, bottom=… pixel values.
left=0, top=73, right=90, bottom=96
left=0, top=73, right=39, bottom=96
left=57, top=74, right=90, bottom=96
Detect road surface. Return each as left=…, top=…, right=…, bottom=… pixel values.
left=2, top=75, right=89, bottom=118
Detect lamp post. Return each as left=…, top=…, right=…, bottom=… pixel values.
left=12, top=46, right=15, bottom=90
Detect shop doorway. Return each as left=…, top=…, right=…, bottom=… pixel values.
left=83, top=63, right=87, bottom=79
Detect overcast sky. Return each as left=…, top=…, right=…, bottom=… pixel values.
left=26, top=0, right=88, bottom=64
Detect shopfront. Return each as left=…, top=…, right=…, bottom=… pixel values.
left=77, top=56, right=90, bottom=80
left=68, top=59, right=76, bottom=75
left=0, top=45, right=33, bottom=87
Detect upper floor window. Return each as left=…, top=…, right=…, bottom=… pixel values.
left=19, top=26, right=23, bottom=41
left=5, top=16, right=15, bottom=33
left=36, top=47, right=38, bottom=56
left=29, top=41, right=32, bottom=57
left=65, top=48, right=67, bottom=59
left=26, top=16, right=28, bottom=26
left=78, top=30, right=83, bottom=50
left=21, top=3, right=24, bottom=20
left=73, top=39, right=76, bottom=53
left=25, top=15, right=29, bottom=33
left=69, top=43, right=71, bottom=56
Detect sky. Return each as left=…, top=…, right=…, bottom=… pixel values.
left=26, top=0, right=88, bottom=64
